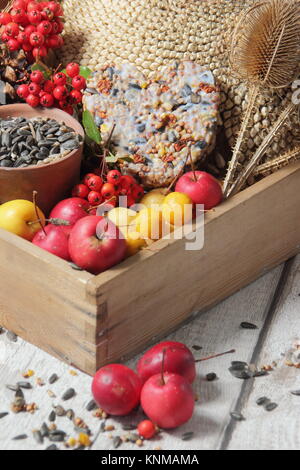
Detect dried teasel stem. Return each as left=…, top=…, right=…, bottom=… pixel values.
left=227, top=103, right=296, bottom=197
left=223, top=0, right=300, bottom=196
left=254, top=146, right=300, bottom=176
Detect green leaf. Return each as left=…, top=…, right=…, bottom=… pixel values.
left=31, top=63, right=51, bottom=80
left=105, top=153, right=119, bottom=163
left=79, top=66, right=92, bottom=79
left=82, top=110, right=102, bottom=144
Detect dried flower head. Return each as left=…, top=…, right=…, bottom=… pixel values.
left=230, top=0, right=300, bottom=88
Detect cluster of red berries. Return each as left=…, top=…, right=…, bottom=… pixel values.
left=72, top=170, right=144, bottom=208
left=16, top=63, right=86, bottom=113
left=0, top=0, right=64, bottom=62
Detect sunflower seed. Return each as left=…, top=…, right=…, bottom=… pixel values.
left=6, top=330, right=17, bottom=342
left=192, top=345, right=202, bottom=351
left=33, top=430, right=44, bottom=445
left=49, top=410, right=56, bottom=422
left=0, top=412, right=9, bottom=419
left=17, top=381, right=32, bottom=390
left=240, top=322, right=258, bottom=330
left=15, top=388, right=24, bottom=399
left=229, top=367, right=250, bottom=379
left=54, top=405, right=66, bottom=417
left=230, top=411, right=245, bottom=421
left=66, top=409, right=75, bottom=421
left=122, top=424, right=137, bottom=431
left=182, top=431, right=194, bottom=441
left=256, top=396, right=269, bottom=406
left=206, top=372, right=217, bottom=382
left=231, top=361, right=248, bottom=370
left=6, top=384, right=20, bottom=392
left=265, top=402, right=278, bottom=412
left=62, top=388, right=76, bottom=401
left=48, top=373, right=59, bottom=385
left=127, top=433, right=140, bottom=443
left=291, top=390, right=300, bottom=396
left=40, top=422, right=49, bottom=438
left=46, top=444, right=58, bottom=450
left=113, top=436, right=122, bottom=448
left=253, top=370, right=268, bottom=377
left=49, top=430, right=66, bottom=442
left=12, top=434, right=28, bottom=440
left=86, top=399, right=97, bottom=411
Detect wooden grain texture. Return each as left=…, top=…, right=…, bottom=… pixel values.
left=0, top=265, right=282, bottom=450
left=227, top=255, right=300, bottom=450
left=0, top=229, right=98, bottom=373
left=90, top=162, right=300, bottom=369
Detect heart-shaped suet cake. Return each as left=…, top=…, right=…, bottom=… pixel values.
left=83, top=61, right=220, bottom=187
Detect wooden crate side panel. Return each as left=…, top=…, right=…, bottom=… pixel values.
left=91, top=163, right=300, bottom=366
left=0, top=230, right=99, bottom=373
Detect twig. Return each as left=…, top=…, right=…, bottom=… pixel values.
left=195, top=349, right=236, bottom=363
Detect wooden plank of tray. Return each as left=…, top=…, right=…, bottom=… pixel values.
left=0, top=230, right=97, bottom=373
left=89, top=162, right=300, bottom=370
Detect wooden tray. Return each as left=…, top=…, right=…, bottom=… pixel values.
left=0, top=162, right=299, bottom=375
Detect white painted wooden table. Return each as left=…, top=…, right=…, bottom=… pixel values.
left=0, top=255, right=299, bottom=450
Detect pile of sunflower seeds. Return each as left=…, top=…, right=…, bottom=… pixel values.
left=0, top=117, right=82, bottom=168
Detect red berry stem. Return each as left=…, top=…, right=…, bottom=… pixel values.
left=194, top=349, right=236, bottom=363
left=160, top=348, right=167, bottom=386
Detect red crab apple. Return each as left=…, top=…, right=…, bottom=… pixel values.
left=141, top=371, right=195, bottom=429
left=32, top=224, right=72, bottom=261
left=92, top=364, right=142, bottom=416
left=137, top=341, right=196, bottom=384
left=68, top=215, right=127, bottom=274
left=175, top=171, right=223, bottom=210
left=50, top=197, right=90, bottom=226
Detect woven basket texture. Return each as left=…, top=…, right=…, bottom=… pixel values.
left=59, top=0, right=299, bottom=169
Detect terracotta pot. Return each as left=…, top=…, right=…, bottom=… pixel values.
left=0, top=104, right=84, bottom=215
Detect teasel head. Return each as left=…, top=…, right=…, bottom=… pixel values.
left=224, top=0, right=300, bottom=197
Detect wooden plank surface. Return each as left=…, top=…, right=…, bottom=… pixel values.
left=226, top=255, right=300, bottom=450
left=0, top=263, right=283, bottom=450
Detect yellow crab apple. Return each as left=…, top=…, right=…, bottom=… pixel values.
left=140, top=188, right=168, bottom=210
left=162, top=192, right=193, bottom=226
left=135, top=207, right=170, bottom=241
left=107, top=207, right=137, bottom=238
left=125, top=231, right=147, bottom=257
left=0, top=199, right=45, bottom=241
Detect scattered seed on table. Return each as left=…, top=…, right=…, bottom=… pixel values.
left=182, top=431, right=194, bottom=441
left=127, top=432, right=140, bottom=443
left=48, top=410, right=56, bottom=422
left=6, top=384, right=20, bottom=392
left=47, top=390, right=56, bottom=398
left=240, top=322, right=258, bottom=330
left=122, top=424, right=137, bottom=431
left=192, top=345, right=202, bottom=351
left=33, top=430, right=44, bottom=445
left=206, top=372, right=217, bottom=382
left=265, top=402, right=278, bottom=412
left=49, top=373, right=59, bottom=385
left=290, top=390, right=300, bottom=396
left=17, top=381, right=32, bottom=390
left=41, top=423, right=50, bottom=438
left=62, top=388, right=76, bottom=401
left=256, top=396, right=269, bottom=406
left=12, top=434, right=28, bottom=440
left=54, top=405, right=66, bottom=417
left=66, top=409, right=75, bottom=421
left=253, top=370, right=268, bottom=377
left=230, top=411, right=245, bottom=421
left=0, top=412, right=9, bottom=419
left=86, top=399, right=97, bottom=411
left=6, top=330, right=18, bottom=342
left=46, top=444, right=58, bottom=450
left=49, top=430, right=66, bottom=442
left=229, top=367, right=251, bottom=379
left=15, top=388, right=24, bottom=399
left=113, top=436, right=122, bottom=449
left=230, top=361, right=248, bottom=371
